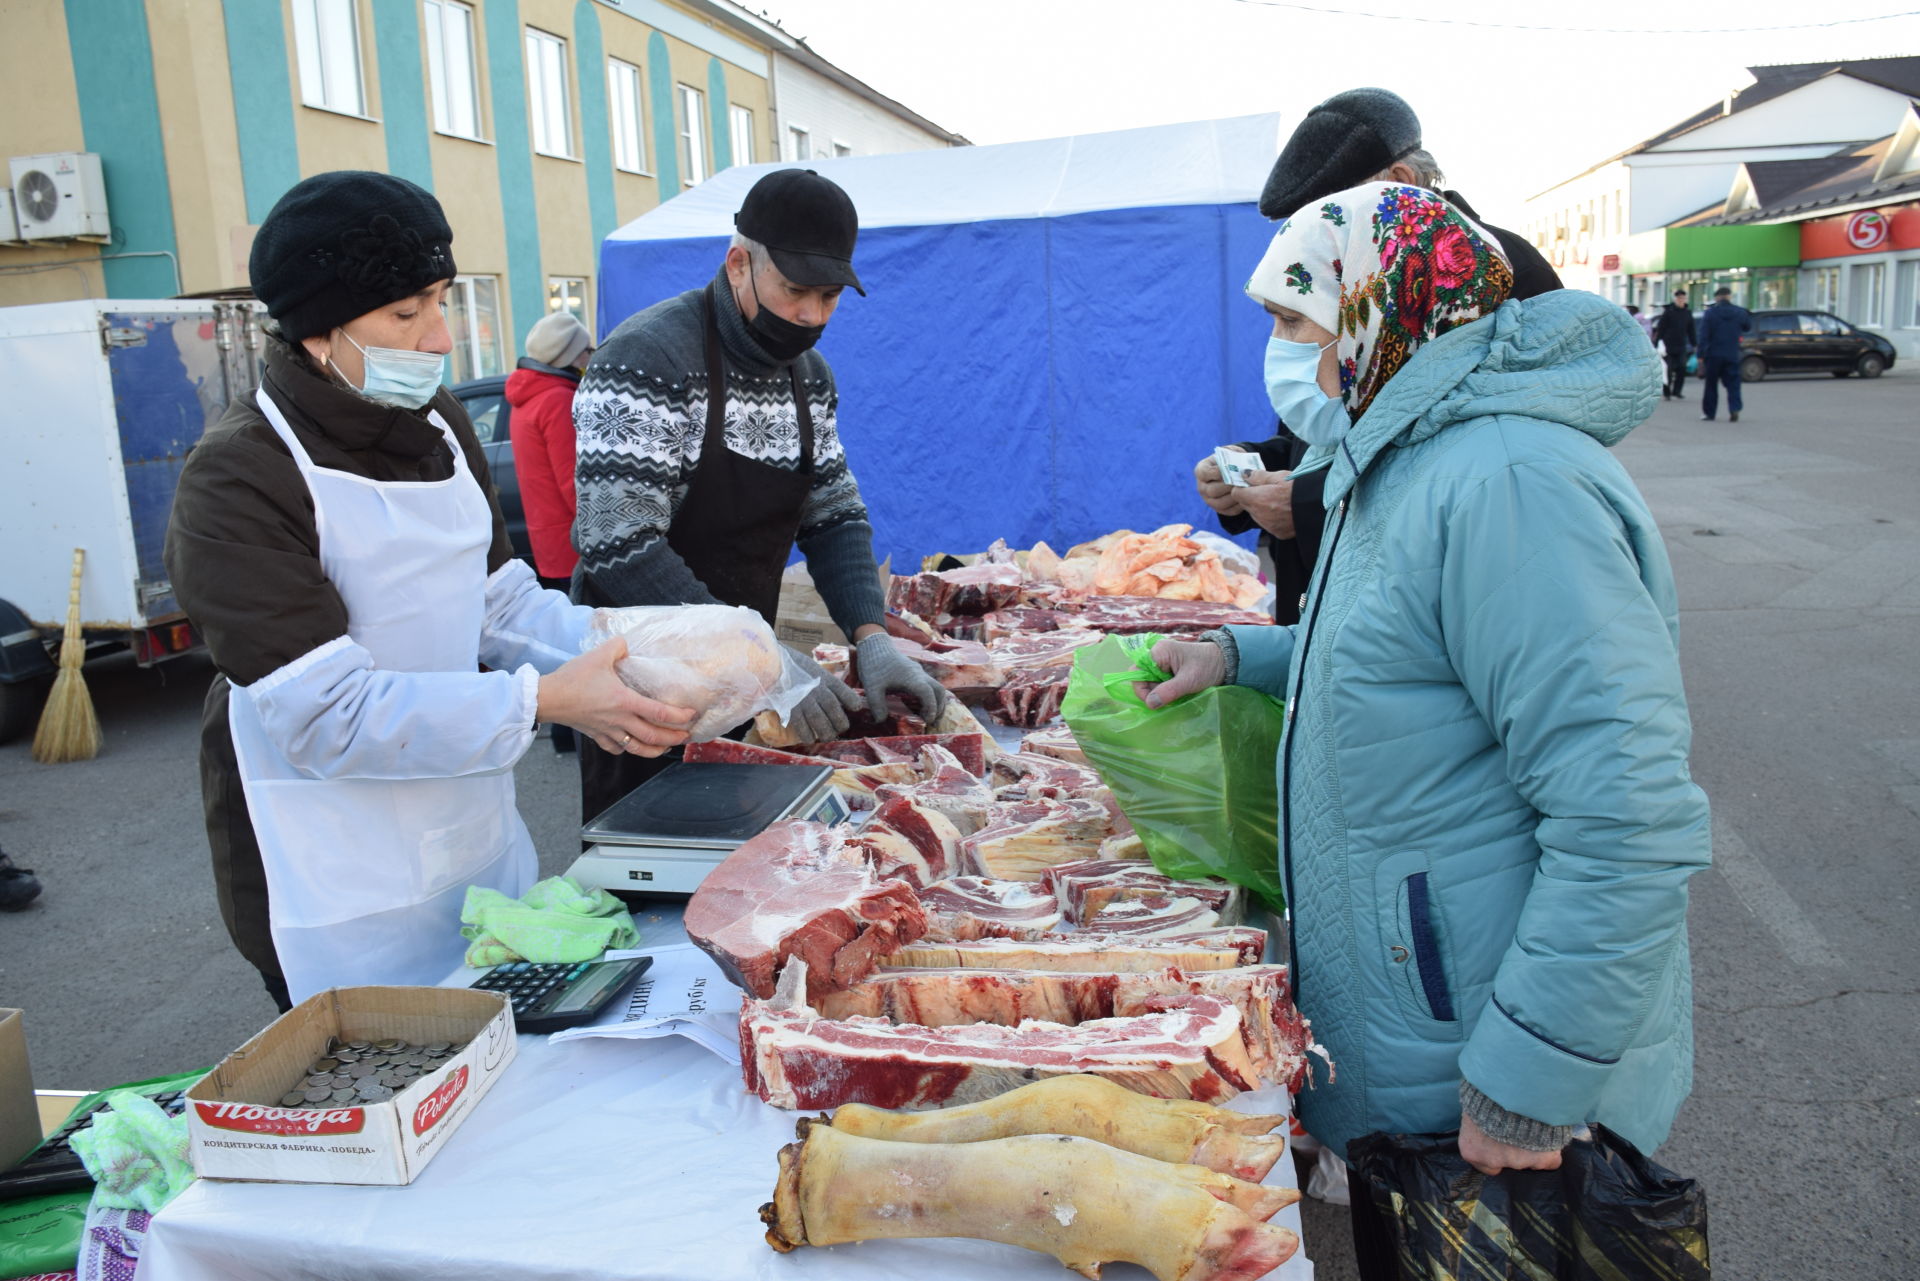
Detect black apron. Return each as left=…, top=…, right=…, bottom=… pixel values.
left=578, top=282, right=817, bottom=827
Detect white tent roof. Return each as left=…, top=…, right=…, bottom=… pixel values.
left=606, top=113, right=1285, bottom=242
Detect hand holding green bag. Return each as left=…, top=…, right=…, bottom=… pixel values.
left=1060, top=633, right=1286, bottom=911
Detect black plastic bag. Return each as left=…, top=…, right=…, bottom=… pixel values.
left=1349, top=1126, right=1710, bottom=1279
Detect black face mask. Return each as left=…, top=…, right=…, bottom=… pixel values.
left=746, top=272, right=826, bottom=363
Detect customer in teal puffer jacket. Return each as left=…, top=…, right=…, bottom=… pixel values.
left=1147, top=185, right=1712, bottom=1194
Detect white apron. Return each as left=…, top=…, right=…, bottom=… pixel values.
left=229, top=387, right=535, bottom=1004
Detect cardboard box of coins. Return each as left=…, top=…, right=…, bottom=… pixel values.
left=185, top=985, right=516, bottom=1186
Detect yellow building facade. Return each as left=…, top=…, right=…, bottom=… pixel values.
left=1, top=0, right=782, bottom=379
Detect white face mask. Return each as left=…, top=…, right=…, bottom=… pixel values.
left=331, top=327, right=446, bottom=409
left=1264, top=335, right=1352, bottom=447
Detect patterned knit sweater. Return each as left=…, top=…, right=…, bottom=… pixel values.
left=571, top=266, right=884, bottom=635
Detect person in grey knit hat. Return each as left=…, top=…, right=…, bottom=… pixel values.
left=570, top=168, right=948, bottom=826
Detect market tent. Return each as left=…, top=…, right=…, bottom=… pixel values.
left=597, top=113, right=1285, bottom=567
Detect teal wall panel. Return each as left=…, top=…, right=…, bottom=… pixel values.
left=220, top=0, right=301, bottom=222
left=66, top=0, right=176, bottom=296
left=574, top=0, right=617, bottom=251
left=372, top=0, right=434, bottom=189
left=647, top=31, right=679, bottom=196
left=483, top=0, right=544, bottom=340
left=706, top=57, right=730, bottom=172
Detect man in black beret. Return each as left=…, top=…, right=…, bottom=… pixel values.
left=569, top=168, right=948, bottom=827
left=1196, top=88, right=1561, bottom=624
left=166, top=171, right=690, bottom=1011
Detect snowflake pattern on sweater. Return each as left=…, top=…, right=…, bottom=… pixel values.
left=571, top=278, right=868, bottom=604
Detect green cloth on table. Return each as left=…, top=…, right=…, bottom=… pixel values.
left=461, top=876, right=638, bottom=967
left=66, top=1091, right=195, bottom=1214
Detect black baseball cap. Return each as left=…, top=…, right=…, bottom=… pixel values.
left=734, top=169, right=865, bottom=295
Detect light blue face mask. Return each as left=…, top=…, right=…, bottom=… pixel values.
left=1264, top=335, right=1352, bottom=447
left=333, top=327, right=446, bottom=409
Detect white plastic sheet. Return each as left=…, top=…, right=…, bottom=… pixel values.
left=145, top=931, right=1316, bottom=1280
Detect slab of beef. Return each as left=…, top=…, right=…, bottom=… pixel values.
left=961, top=796, right=1114, bottom=880
left=816, top=963, right=1312, bottom=1090
left=872, top=746, right=997, bottom=835
left=1080, top=894, right=1222, bottom=935
left=784, top=732, right=990, bottom=775
left=980, top=606, right=1063, bottom=641
left=919, top=876, right=1064, bottom=941
left=684, top=822, right=928, bottom=1002
left=740, top=960, right=1260, bottom=1109
left=1060, top=597, right=1272, bottom=636
left=988, top=629, right=1104, bottom=670
left=991, top=664, right=1073, bottom=728
left=886, top=928, right=1267, bottom=971
left=1043, top=858, right=1246, bottom=925
left=1019, top=724, right=1087, bottom=765
left=990, top=750, right=1104, bottom=795
left=847, top=794, right=973, bottom=889
left=887, top=564, right=1025, bottom=621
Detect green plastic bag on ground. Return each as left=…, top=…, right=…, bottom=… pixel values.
left=1061, top=633, right=1286, bottom=911
left=0, top=1189, right=89, bottom=1278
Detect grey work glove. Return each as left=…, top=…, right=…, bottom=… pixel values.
left=855, top=632, right=952, bottom=722
left=784, top=648, right=862, bottom=744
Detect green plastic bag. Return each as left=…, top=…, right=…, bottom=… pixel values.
left=0, top=1189, right=89, bottom=1278
left=1061, top=633, right=1287, bottom=911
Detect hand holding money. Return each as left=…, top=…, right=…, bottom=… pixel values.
left=1212, top=446, right=1260, bottom=487
left=1193, top=455, right=1243, bottom=516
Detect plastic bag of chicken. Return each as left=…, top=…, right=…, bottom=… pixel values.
left=583, top=604, right=817, bottom=741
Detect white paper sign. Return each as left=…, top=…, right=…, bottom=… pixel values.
left=548, top=943, right=743, bottom=1062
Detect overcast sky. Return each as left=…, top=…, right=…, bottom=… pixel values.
left=745, top=0, right=1920, bottom=221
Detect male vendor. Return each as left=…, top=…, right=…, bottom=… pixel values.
left=571, top=169, right=946, bottom=823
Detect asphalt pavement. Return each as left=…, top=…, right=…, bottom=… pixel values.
left=2, top=365, right=1915, bottom=1279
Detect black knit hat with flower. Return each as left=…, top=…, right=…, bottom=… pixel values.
left=249, top=171, right=457, bottom=340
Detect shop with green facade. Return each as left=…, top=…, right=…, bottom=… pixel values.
left=1621, top=223, right=1802, bottom=311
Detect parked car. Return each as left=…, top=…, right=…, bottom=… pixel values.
left=447, top=375, right=534, bottom=564
left=1732, top=310, right=1896, bottom=382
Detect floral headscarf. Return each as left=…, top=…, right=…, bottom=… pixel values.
left=1247, top=182, right=1513, bottom=422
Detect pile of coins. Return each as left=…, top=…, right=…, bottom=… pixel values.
left=277, top=1037, right=466, bottom=1109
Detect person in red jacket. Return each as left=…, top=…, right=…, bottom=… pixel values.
left=507, top=310, right=594, bottom=751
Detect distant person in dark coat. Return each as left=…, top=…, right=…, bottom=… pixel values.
left=1696, top=286, right=1753, bottom=422
left=1653, top=289, right=1695, bottom=400
left=1195, top=87, right=1561, bottom=622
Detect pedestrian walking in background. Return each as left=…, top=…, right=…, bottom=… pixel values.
left=1697, top=285, right=1753, bottom=422
left=508, top=310, right=596, bottom=752
left=1628, top=303, right=1654, bottom=342
left=1654, top=289, right=1694, bottom=400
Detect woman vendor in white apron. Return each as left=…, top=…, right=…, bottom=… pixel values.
left=165, top=172, right=693, bottom=1011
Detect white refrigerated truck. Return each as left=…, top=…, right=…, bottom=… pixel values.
left=0, top=298, right=266, bottom=742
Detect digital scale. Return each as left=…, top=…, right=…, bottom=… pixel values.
left=564, top=761, right=851, bottom=896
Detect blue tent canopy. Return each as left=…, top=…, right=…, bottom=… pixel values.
left=597, top=114, right=1285, bottom=568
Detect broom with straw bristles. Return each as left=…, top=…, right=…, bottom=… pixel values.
left=32, top=548, right=100, bottom=763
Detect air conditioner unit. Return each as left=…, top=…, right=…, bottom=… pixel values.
left=0, top=187, right=21, bottom=245
left=10, top=152, right=109, bottom=241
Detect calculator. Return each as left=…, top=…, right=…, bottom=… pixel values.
left=470, top=956, right=655, bottom=1034
left=0, top=1068, right=203, bottom=1203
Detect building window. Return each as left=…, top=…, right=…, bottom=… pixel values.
left=1850, top=261, right=1886, bottom=327
left=1805, top=266, right=1841, bottom=314
left=1754, top=269, right=1796, bottom=311
left=447, top=275, right=505, bottom=384
left=547, top=276, right=588, bottom=327
left=832, top=140, right=852, bottom=159
left=1902, top=261, right=1920, bottom=328
left=292, top=0, right=366, bottom=116
left=526, top=28, right=573, bottom=158
left=729, top=104, right=754, bottom=167
left=423, top=0, right=481, bottom=140
left=786, top=124, right=811, bottom=161
left=608, top=58, right=646, bottom=173
left=677, top=84, right=706, bottom=185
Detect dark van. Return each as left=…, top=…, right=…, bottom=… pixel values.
left=1736, top=310, right=1897, bottom=382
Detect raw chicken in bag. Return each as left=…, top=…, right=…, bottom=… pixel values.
left=585, top=604, right=817, bottom=741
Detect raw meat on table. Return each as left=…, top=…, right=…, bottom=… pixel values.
left=1019, top=724, right=1087, bottom=764
left=885, top=928, right=1268, bottom=971
left=990, top=663, right=1075, bottom=728
left=1044, top=858, right=1246, bottom=925
left=962, top=795, right=1114, bottom=880
left=871, top=745, right=997, bottom=835
left=990, top=750, right=1105, bottom=795
left=847, top=794, right=973, bottom=889
left=740, top=959, right=1262, bottom=1109
left=1061, top=595, right=1272, bottom=635
left=1080, top=893, right=1222, bottom=936
left=887, top=563, right=1024, bottom=620
left=816, top=962, right=1311, bottom=1089
left=918, top=876, right=1063, bottom=940
left=684, top=822, right=928, bottom=1002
